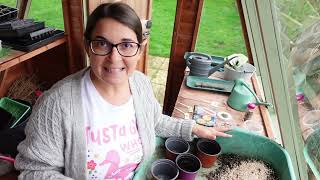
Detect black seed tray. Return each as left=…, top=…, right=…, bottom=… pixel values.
left=2, top=30, right=64, bottom=52
left=5, top=27, right=56, bottom=44
left=0, top=21, right=45, bottom=38
left=0, top=19, right=34, bottom=30
left=0, top=4, right=18, bottom=22
left=29, top=27, right=55, bottom=40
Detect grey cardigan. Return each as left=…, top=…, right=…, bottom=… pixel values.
left=14, top=68, right=195, bottom=180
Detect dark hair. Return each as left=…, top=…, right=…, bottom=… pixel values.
left=84, top=3, right=142, bottom=43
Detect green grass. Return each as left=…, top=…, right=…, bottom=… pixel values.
left=28, top=0, right=64, bottom=30
left=196, top=0, right=247, bottom=56
left=1, top=0, right=64, bottom=30
left=1, top=0, right=246, bottom=57
left=149, top=0, right=177, bottom=57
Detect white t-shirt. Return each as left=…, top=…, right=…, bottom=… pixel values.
left=81, top=70, right=143, bottom=180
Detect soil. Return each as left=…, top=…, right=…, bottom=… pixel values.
left=205, top=154, right=278, bottom=180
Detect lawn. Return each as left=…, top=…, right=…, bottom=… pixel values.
left=1, top=0, right=246, bottom=57
left=149, top=0, right=246, bottom=57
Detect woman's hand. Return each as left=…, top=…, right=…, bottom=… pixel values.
left=192, top=124, right=232, bottom=140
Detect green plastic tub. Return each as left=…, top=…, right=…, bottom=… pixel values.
left=134, top=128, right=296, bottom=180
left=304, top=129, right=320, bottom=179
left=216, top=128, right=296, bottom=180
left=0, top=97, right=31, bottom=128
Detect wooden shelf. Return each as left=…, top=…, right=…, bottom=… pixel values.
left=0, top=36, right=67, bottom=72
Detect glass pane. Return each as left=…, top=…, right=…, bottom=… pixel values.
left=147, top=0, right=177, bottom=107
left=0, top=0, right=16, bottom=8
left=195, top=0, right=247, bottom=56
left=274, top=0, right=320, bottom=178
left=27, top=0, right=64, bottom=30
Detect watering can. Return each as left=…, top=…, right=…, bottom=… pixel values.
left=227, top=79, right=272, bottom=112
left=184, top=52, right=235, bottom=77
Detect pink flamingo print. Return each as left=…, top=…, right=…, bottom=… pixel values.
left=100, top=150, right=138, bottom=180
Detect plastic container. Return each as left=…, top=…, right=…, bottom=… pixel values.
left=244, top=103, right=256, bottom=121
left=0, top=5, right=18, bottom=22
left=224, top=63, right=256, bottom=81
left=0, top=97, right=31, bottom=128
left=133, top=130, right=296, bottom=180
left=243, top=120, right=264, bottom=135
left=2, top=29, right=64, bottom=52
left=151, top=159, right=179, bottom=180
left=165, top=137, right=190, bottom=161
left=216, top=128, right=296, bottom=180
left=196, top=138, right=221, bottom=168
left=302, top=110, right=320, bottom=130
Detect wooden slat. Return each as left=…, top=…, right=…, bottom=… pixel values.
left=0, top=37, right=67, bottom=72
left=62, top=0, right=86, bottom=73
left=17, top=0, right=32, bottom=19
left=0, top=70, right=8, bottom=97
left=251, top=74, right=275, bottom=139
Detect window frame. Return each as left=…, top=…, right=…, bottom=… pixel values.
left=240, top=0, right=308, bottom=179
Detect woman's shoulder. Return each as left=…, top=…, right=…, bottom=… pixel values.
left=38, top=68, right=87, bottom=103
left=48, top=68, right=87, bottom=92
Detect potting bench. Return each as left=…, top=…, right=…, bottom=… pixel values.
left=172, top=69, right=275, bottom=139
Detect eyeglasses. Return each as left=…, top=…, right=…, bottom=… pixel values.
left=89, top=40, right=140, bottom=57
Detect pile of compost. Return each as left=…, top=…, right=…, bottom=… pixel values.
left=206, top=154, right=278, bottom=180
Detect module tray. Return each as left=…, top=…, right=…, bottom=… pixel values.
left=186, top=75, right=234, bottom=93
left=0, top=5, right=18, bottom=22
left=3, top=30, right=64, bottom=52
left=0, top=21, right=45, bottom=38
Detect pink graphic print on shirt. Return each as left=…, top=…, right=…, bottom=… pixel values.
left=86, top=119, right=142, bottom=179
left=100, top=150, right=138, bottom=179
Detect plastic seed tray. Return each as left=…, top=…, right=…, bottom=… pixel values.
left=0, top=4, right=18, bottom=22
left=186, top=75, right=234, bottom=93
left=2, top=29, right=65, bottom=52
left=0, top=97, right=31, bottom=128
left=0, top=19, right=45, bottom=38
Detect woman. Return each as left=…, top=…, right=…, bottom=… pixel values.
left=15, top=2, right=231, bottom=179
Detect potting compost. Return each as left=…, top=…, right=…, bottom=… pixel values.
left=204, top=154, right=278, bottom=180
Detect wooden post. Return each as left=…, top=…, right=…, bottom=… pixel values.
left=163, top=0, right=204, bottom=115
left=17, top=0, right=32, bottom=19
left=62, top=0, right=86, bottom=73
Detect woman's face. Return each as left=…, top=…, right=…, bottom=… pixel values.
left=88, top=18, right=141, bottom=86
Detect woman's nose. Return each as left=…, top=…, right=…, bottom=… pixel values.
left=107, top=47, right=122, bottom=61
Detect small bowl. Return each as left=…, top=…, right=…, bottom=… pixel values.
left=243, top=120, right=264, bottom=135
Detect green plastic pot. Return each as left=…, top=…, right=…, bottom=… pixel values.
left=216, top=128, right=296, bottom=180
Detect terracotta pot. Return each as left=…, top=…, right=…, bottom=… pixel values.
left=196, top=138, right=221, bottom=168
